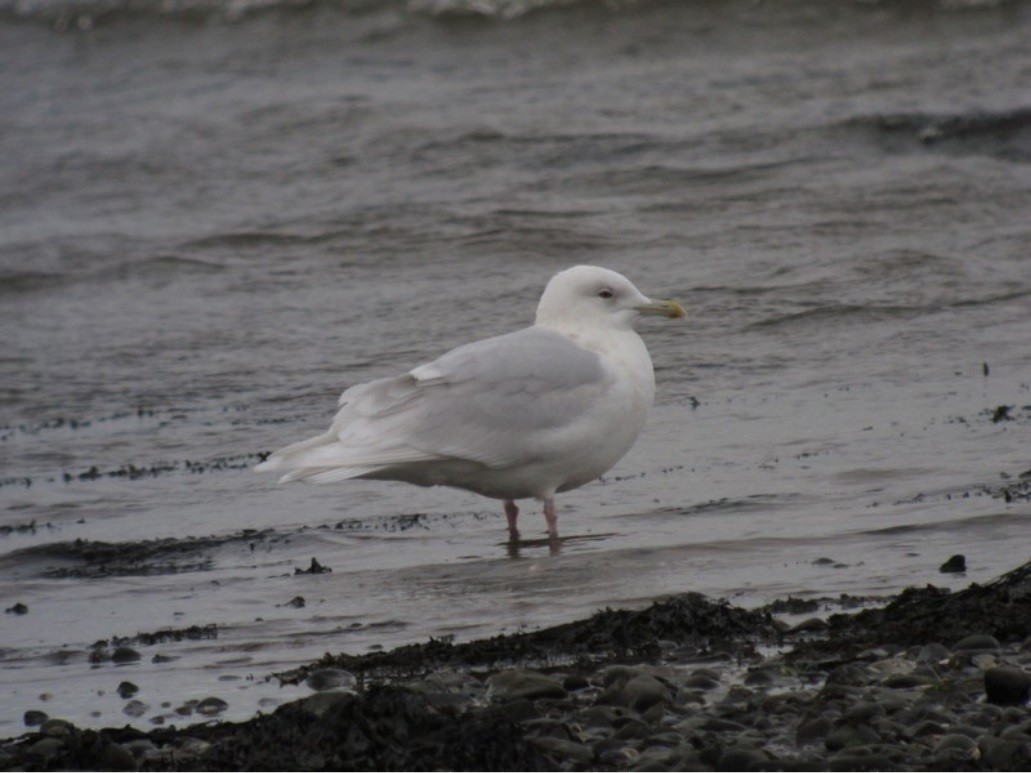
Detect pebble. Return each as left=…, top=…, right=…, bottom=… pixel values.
left=195, top=696, right=229, bottom=716
left=306, top=667, right=356, bottom=692
left=940, top=554, right=967, bottom=573
left=117, top=680, right=139, bottom=699
left=984, top=665, right=1030, bottom=706
left=40, top=718, right=74, bottom=738
left=953, top=634, right=1002, bottom=652
left=123, top=699, right=148, bottom=718
left=111, top=646, right=142, bottom=664
left=486, top=669, right=567, bottom=702
left=622, top=673, right=671, bottom=711
left=23, top=710, right=48, bottom=727
left=296, top=692, right=352, bottom=725
left=530, top=736, right=593, bottom=764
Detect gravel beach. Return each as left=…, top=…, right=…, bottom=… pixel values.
left=3, top=558, right=1029, bottom=771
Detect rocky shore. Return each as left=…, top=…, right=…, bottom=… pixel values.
left=2, top=560, right=1029, bottom=772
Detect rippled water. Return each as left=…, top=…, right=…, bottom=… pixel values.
left=2, top=0, right=1030, bottom=734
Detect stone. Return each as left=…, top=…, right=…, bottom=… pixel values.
left=295, top=691, right=352, bottom=718
left=844, top=702, right=884, bottom=723
left=935, top=733, right=978, bottom=753
left=939, top=554, right=966, bottom=573
left=111, top=646, right=142, bottom=664
left=953, top=634, right=1001, bottom=652
left=915, top=642, right=950, bottom=663
left=40, top=718, right=75, bottom=738
left=29, top=738, right=66, bottom=759
left=882, top=672, right=932, bottom=689
left=196, top=696, right=229, bottom=716
left=683, top=673, right=720, bottom=690
left=980, top=737, right=1027, bottom=769
left=123, top=699, right=148, bottom=718
left=530, top=737, right=593, bottom=765
left=825, top=724, right=880, bottom=751
left=306, top=668, right=356, bottom=692
left=563, top=673, right=590, bottom=691
left=23, top=710, right=48, bottom=727
left=981, top=665, right=1030, bottom=706
left=624, top=673, right=671, bottom=712
left=117, top=681, right=139, bottom=699
left=486, top=669, right=566, bottom=702
left=717, top=747, right=769, bottom=772
left=489, top=698, right=539, bottom=723
left=796, top=717, right=834, bottom=745
left=97, top=741, right=136, bottom=771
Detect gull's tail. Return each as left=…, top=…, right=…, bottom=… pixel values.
left=255, top=432, right=386, bottom=484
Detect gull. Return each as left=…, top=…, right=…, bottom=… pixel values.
left=257, top=265, right=685, bottom=539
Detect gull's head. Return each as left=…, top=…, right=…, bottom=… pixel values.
left=535, top=265, right=686, bottom=332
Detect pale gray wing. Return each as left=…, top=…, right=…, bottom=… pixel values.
left=259, top=327, right=612, bottom=480
left=391, top=326, right=612, bottom=468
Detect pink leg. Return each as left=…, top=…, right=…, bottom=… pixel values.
left=504, top=499, right=519, bottom=538
left=543, top=497, right=558, bottom=538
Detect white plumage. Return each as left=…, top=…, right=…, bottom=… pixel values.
left=257, top=265, right=685, bottom=539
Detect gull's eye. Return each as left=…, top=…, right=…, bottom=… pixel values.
left=597, top=288, right=614, bottom=300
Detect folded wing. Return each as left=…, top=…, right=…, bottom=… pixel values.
left=256, top=327, right=610, bottom=484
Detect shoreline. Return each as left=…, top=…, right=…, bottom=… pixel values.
left=3, top=560, right=1029, bottom=771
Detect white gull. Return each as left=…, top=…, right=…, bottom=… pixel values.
left=257, top=265, right=685, bottom=539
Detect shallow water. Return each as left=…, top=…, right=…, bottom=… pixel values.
left=2, top=0, right=1030, bottom=734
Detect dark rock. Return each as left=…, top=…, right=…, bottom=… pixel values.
left=196, top=696, right=229, bottom=716
left=5, top=602, right=28, bottom=615
left=23, top=709, right=48, bottom=727
left=123, top=699, right=148, bottom=717
left=907, top=719, right=947, bottom=738
left=306, top=667, right=356, bottom=692
left=980, top=736, right=1028, bottom=769
left=700, top=717, right=748, bottom=733
left=97, top=741, right=137, bottom=771
left=563, top=673, right=590, bottom=691
left=915, top=642, right=950, bottom=663
left=825, top=664, right=871, bottom=686
left=487, top=669, right=567, bottom=702
left=684, top=673, right=720, bottom=690
left=488, top=697, right=539, bottom=723
left=717, top=746, right=769, bottom=771
left=939, top=554, right=966, bottom=573
left=844, top=702, right=884, bottom=723
left=116, top=681, right=139, bottom=699
left=613, top=718, right=650, bottom=740
left=40, top=718, right=75, bottom=738
left=623, top=673, right=671, bottom=711
left=579, top=705, right=619, bottom=729
left=530, top=737, right=594, bottom=765
left=882, top=672, right=932, bottom=689
left=935, top=733, right=978, bottom=753
left=743, top=668, right=775, bottom=686
left=953, top=633, right=1001, bottom=652
left=111, top=646, right=141, bottom=664
left=825, top=723, right=880, bottom=751
left=29, top=737, right=66, bottom=759
left=827, top=751, right=895, bottom=771
left=295, top=557, right=332, bottom=574
left=984, top=665, right=1031, bottom=706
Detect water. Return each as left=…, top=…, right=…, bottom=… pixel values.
left=2, top=0, right=1030, bottom=734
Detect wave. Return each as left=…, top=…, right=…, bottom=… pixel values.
left=3, top=0, right=1022, bottom=29
left=836, top=107, right=1031, bottom=163
left=0, top=270, right=65, bottom=295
